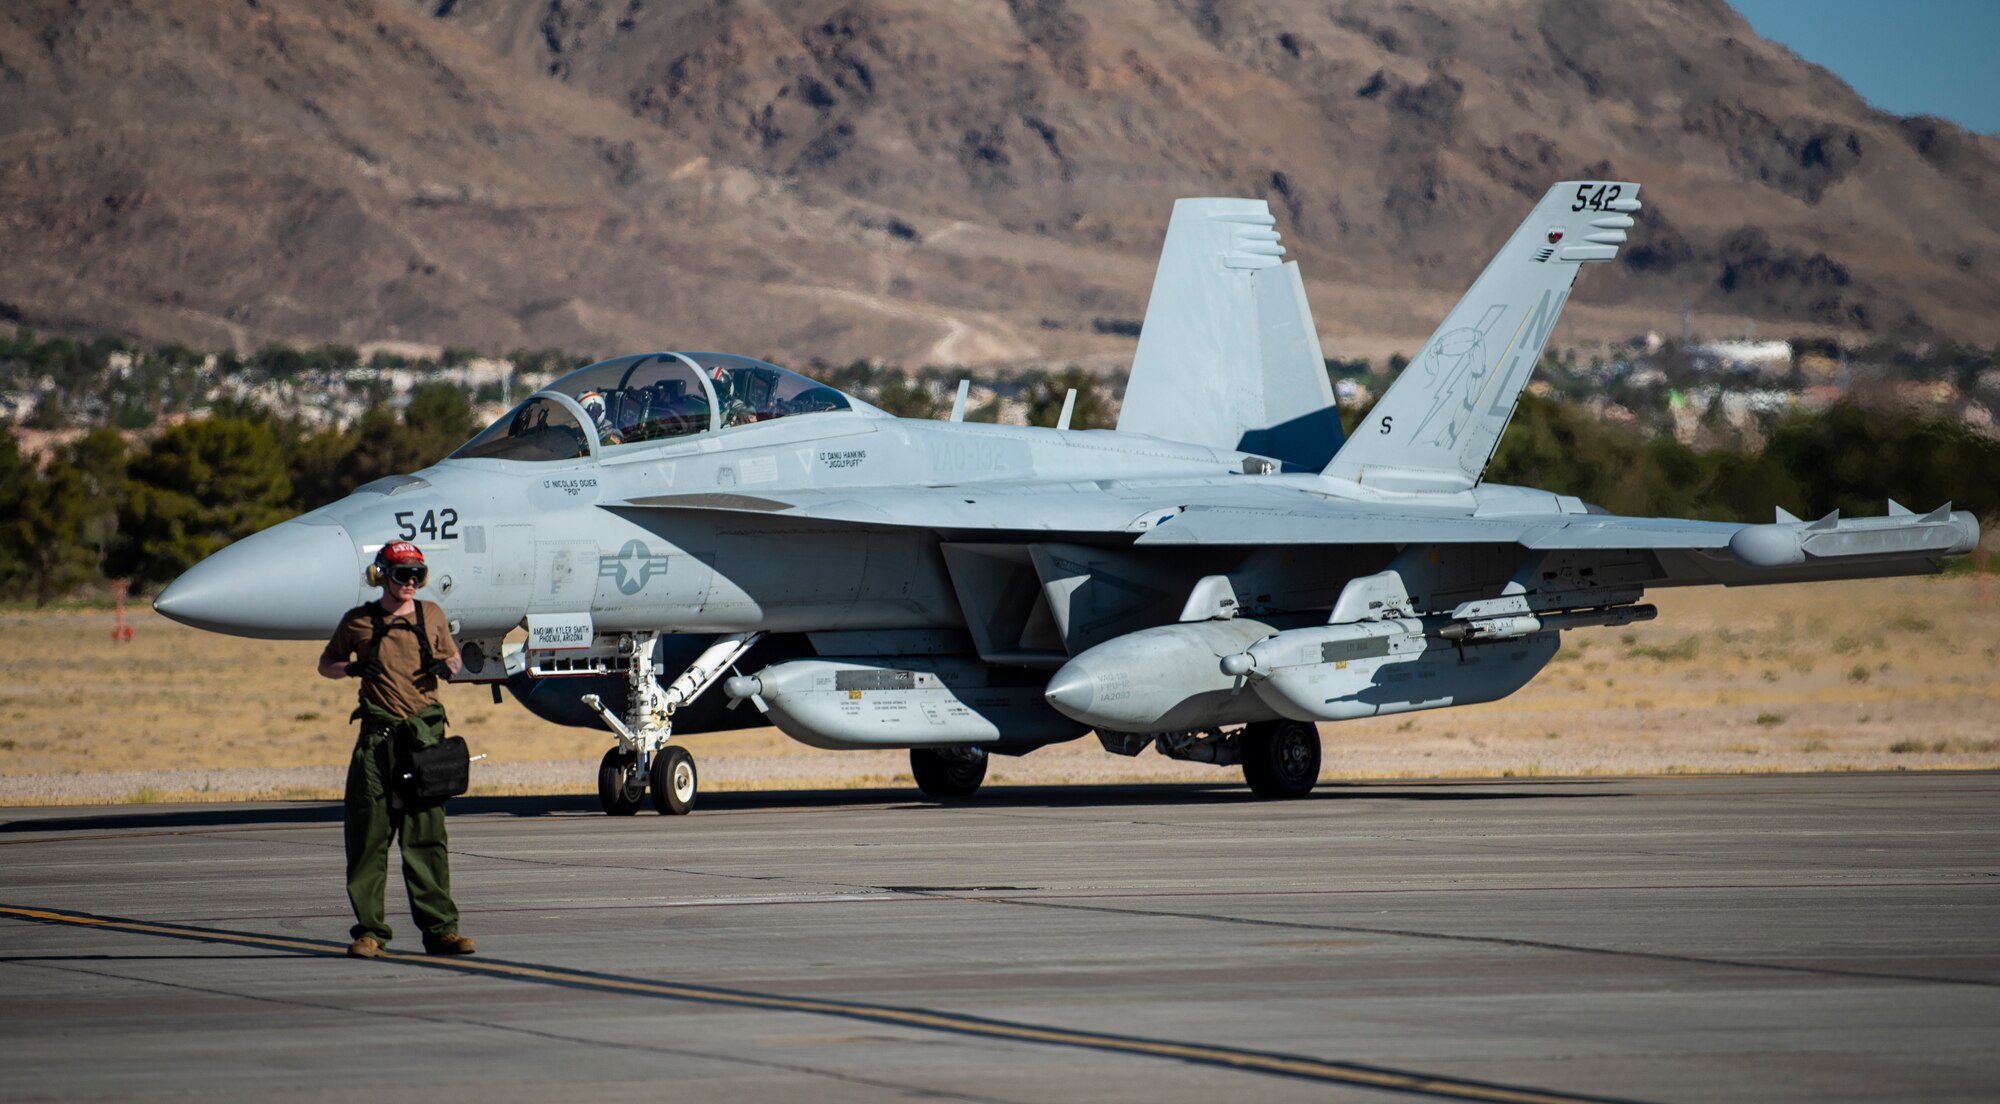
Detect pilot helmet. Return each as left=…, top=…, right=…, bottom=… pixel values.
left=577, top=389, right=608, bottom=423
left=366, top=540, right=428, bottom=588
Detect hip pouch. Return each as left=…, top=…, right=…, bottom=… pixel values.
left=403, top=736, right=471, bottom=801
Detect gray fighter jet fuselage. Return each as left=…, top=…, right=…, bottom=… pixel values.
left=156, top=182, right=1980, bottom=814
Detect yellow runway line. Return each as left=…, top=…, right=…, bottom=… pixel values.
left=1, top=903, right=1649, bottom=1104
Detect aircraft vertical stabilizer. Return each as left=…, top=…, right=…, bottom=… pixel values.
left=1117, top=199, right=1343, bottom=470
left=1325, top=181, right=1641, bottom=493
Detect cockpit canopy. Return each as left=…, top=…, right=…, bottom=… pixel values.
left=451, top=352, right=853, bottom=462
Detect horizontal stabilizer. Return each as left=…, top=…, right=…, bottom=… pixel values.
left=1326, top=181, right=1641, bottom=493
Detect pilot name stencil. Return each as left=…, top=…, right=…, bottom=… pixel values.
left=543, top=478, right=598, bottom=497
left=818, top=449, right=867, bottom=470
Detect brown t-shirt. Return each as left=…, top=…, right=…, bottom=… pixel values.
left=321, top=600, right=459, bottom=718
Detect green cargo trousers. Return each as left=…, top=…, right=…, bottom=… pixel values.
left=344, top=703, right=458, bottom=945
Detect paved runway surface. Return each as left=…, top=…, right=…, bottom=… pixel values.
left=3, top=772, right=1997, bottom=1103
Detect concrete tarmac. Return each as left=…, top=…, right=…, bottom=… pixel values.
left=2, top=772, right=1997, bottom=1103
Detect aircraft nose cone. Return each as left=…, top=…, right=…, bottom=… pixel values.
left=154, top=519, right=363, bottom=639
left=1042, top=664, right=1096, bottom=719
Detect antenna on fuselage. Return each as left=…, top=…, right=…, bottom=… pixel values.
left=1056, top=388, right=1077, bottom=431
left=949, top=379, right=970, bottom=422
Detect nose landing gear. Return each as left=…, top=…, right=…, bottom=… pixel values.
left=597, top=747, right=644, bottom=816
left=650, top=746, right=697, bottom=815
left=582, top=630, right=760, bottom=816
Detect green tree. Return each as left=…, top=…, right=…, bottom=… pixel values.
left=871, top=375, right=941, bottom=419
left=0, top=434, right=34, bottom=594
left=250, top=343, right=310, bottom=380
left=506, top=347, right=585, bottom=381
left=404, top=382, right=478, bottom=445
left=3, top=457, right=94, bottom=605
left=115, top=419, right=294, bottom=590
left=1024, top=367, right=1114, bottom=429
left=1488, top=393, right=1640, bottom=510
left=27, top=391, right=66, bottom=429
left=316, top=344, right=361, bottom=374
left=64, top=428, right=129, bottom=576
left=288, top=426, right=358, bottom=512
left=328, top=385, right=480, bottom=498
left=1764, top=402, right=2000, bottom=521
left=330, top=408, right=417, bottom=497
left=1697, top=448, right=1805, bottom=522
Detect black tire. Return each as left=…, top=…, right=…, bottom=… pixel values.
left=597, top=748, right=643, bottom=816
left=650, top=746, right=697, bottom=816
left=1240, top=720, right=1321, bottom=799
left=910, top=747, right=988, bottom=799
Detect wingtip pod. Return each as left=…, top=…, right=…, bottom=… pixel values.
left=1727, top=523, right=1806, bottom=567
left=1728, top=506, right=1981, bottom=569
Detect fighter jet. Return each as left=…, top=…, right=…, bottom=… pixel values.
left=155, top=181, right=1980, bottom=814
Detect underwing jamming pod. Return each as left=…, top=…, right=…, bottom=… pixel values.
left=727, top=657, right=1087, bottom=751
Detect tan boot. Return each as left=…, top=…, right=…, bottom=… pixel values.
left=346, top=935, right=388, bottom=959
left=423, top=932, right=475, bottom=955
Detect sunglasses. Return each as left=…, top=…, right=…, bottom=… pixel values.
left=387, top=565, right=427, bottom=586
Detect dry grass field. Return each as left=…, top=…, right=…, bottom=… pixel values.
left=2, top=575, right=1996, bottom=805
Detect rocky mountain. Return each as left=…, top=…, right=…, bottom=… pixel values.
left=3, top=0, right=1996, bottom=368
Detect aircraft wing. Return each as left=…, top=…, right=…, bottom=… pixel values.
left=618, top=484, right=1741, bottom=551
left=1138, top=499, right=1980, bottom=586
left=1134, top=504, right=1743, bottom=549
left=614, top=483, right=1511, bottom=537
left=615, top=485, right=1193, bottom=534
left=617, top=481, right=1977, bottom=585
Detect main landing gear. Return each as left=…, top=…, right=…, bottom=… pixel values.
left=583, top=631, right=760, bottom=816
left=910, top=747, right=988, bottom=799
left=1238, top=719, right=1321, bottom=799
left=1098, top=720, right=1323, bottom=799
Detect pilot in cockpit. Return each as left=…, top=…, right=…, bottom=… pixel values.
left=711, top=364, right=779, bottom=427
left=577, top=390, right=622, bottom=446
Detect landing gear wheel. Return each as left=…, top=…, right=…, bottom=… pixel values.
left=1240, top=720, right=1321, bottom=799
left=650, top=746, right=697, bottom=816
left=911, top=747, right=987, bottom=800
left=597, top=748, right=644, bottom=816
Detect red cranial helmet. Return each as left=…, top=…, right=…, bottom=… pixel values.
left=366, top=540, right=428, bottom=587
left=377, top=540, right=424, bottom=567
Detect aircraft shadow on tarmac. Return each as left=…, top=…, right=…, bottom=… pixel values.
left=0, top=780, right=1630, bottom=834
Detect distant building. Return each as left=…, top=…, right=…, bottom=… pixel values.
left=1689, top=340, right=1792, bottom=378
left=1626, top=330, right=1665, bottom=354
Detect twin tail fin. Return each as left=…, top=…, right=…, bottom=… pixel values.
left=1116, top=199, right=1343, bottom=471
left=1324, top=181, right=1641, bottom=494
